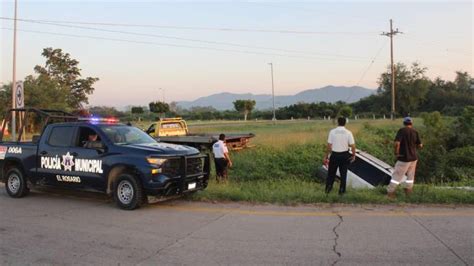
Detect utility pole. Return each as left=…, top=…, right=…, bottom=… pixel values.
left=268, top=63, right=276, bottom=121
left=381, top=19, right=402, bottom=120
left=11, top=0, right=18, bottom=140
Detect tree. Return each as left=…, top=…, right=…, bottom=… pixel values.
left=378, top=62, right=431, bottom=116
left=451, top=105, right=474, bottom=148
left=233, top=99, right=256, bottom=121
left=131, top=106, right=144, bottom=115
left=149, top=101, right=170, bottom=117
left=33, top=47, right=99, bottom=109
left=130, top=106, right=145, bottom=121
left=88, top=106, right=124, bottom=117
left=24, top=74, right=69, bottom=110
left=0, top=83, right=13, bottom=118
left=454, top=71, right=472, bottom=91
left=338, top=106, right=353, bottom=118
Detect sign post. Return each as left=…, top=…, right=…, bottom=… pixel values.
left=16, top=81, right=24, bottom=141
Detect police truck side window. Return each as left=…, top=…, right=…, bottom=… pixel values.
left=48, top=127, right=75, bottom=147
left=77, top=127, right=101, bottom=147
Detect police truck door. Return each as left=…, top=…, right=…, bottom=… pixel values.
left=37, top=125, right=80, bottom=186
left=67, top=126, right=106, bottom=190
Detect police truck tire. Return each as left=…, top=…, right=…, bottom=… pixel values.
left=5, top=167, right=29, bottom=198
left=113, top=174, right=144, bottom=210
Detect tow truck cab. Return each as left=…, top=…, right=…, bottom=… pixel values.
left=146, top=117, right=189, bottom=137
left=0, top=109, right=210, bottom=210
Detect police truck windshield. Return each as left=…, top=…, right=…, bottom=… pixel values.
left=99, top=125, right=157, bottom=145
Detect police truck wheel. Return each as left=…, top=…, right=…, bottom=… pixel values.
left=5, top=167, right=29, bottom=198
left=113, top=174, right=143, bottom=210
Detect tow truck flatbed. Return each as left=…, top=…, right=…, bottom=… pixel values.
left=146, top=118, right=255, bottom=151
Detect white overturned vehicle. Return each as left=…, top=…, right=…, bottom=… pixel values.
left=317, top=150, right=397, bottom=189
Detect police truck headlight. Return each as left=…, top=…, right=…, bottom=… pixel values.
left=147, top=158, right=167, bottom=166
left=147, top=158, right=167, bottom=175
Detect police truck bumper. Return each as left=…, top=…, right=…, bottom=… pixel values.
left=143, top=153, right=210, bottom=196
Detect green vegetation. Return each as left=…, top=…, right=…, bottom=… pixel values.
left=149, top=101, right=170, bottom=116
left=180, top=113, right=473, bottom=205
left=191, top=180, right=474, bottom=205
left=233, top=99, right=256, bottom=121
left=0, top=47, right=98, bottom=114
left=353, top=63, right=473, bottom=117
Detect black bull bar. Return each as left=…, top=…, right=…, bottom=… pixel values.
left=159, top=153, right=211, bottom=194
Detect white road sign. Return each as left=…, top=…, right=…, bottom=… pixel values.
left=15, top=81, right=24, bottom=108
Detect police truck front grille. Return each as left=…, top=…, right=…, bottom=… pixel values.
left=161, top=159, right=180, bottom=177
left=161, top=157, right=203, bottom=177
left=187, top=157, right=203, bottom=175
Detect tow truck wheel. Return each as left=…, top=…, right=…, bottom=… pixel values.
left=113, top=174, right=144, bottom=210
left=5, top=167, right=29, bottom=198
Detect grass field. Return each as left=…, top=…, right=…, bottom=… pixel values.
left=138, top=118, right=474, bottom=205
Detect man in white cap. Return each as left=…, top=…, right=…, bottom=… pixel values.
left=387, top=117, right=423, bottom=199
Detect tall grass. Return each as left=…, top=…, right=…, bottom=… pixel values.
left=140, top=118, right=473, bottom=204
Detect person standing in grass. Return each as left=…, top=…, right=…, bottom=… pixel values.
left=213, top=134, right=233, bottom=183
left=387, top=117, right=423, bottom=199
left=324, top=117, right=356, bottom=195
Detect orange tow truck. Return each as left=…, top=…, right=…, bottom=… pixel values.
left=146, top=118, right=254, bottom=151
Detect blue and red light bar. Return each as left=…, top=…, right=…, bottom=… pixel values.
left=78, top=116, right=120, bottom=124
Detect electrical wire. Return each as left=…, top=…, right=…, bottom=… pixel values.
left=0, top=17, right=378, bottom=35
left=0, top=17, right=370, bottom=60
left=402, top=34, right=472, bottom=56
left=0, top=27, right=371, bottom=62
left=345, top=39, right=388, bottom=102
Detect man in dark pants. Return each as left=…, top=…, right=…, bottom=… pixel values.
left=212, top=134, right=233, bottom=183
left=324, top=117, right=356, bottom=194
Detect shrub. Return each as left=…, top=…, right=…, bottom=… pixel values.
left=444, top=146, right=474, bottom=182
left=230, top=143, right=325, bottom=182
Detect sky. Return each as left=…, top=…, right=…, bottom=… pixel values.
left=1, top=0, right=472, bottom=107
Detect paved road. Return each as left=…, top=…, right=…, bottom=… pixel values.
left=0, top=185, right=472, bottom=265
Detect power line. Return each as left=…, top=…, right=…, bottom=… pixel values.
left=0, top=17, right=369, bottom=60
left=250, top=2, right=389, bottom=24
left=345, top=40, right=388, bottom=102
left=0, top=17, right=378, bottom=35
left=402, top=34, right=472, bottom=56
left=0, top=27, right=372, bottom=62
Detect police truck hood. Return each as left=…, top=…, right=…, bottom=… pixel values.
left=123, top=142, right=199, bottom=155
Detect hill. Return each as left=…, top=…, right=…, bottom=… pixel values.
left=177, top=85, right=375, bottom=110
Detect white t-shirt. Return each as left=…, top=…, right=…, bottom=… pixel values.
left=212, top=140, right=228, bottom=158
left=328, top=126, right=355, bottom=152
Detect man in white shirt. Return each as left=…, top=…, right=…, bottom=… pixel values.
left=323, top=117, right=356, bottom=195
left=212, top=134, right=233, bottom=182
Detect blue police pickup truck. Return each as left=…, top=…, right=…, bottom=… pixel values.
left=0, top=108, right=210, bottom=210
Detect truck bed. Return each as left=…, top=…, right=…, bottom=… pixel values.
left=158, top=133, right=255, bottom=151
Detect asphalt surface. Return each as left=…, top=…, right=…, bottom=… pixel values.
left=0, top=185, right=473, bottom=266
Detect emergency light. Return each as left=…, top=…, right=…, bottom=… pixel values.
left=78, top=117, right=120, bottom=123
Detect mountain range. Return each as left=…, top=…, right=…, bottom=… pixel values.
left=177, top=85, right=375, bottom=110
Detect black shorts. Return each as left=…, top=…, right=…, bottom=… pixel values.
left=214, top=158, right=228, bottom=176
